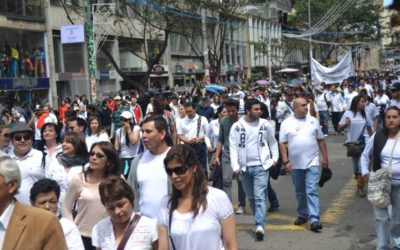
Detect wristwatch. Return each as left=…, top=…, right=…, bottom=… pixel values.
left=283, top=161, right=289, bottom=166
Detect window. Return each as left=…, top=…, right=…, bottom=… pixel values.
left=3, top=0, right=44, bottom=20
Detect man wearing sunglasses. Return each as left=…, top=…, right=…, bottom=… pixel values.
left=7, top=122, right=44, bottom=205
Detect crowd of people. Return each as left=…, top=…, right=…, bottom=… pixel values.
left=0, top=71, right=399, bottom=249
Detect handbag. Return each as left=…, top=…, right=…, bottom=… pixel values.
left=346, top=125, right=365, bottom=157
left=367, top=133, right=400, bottom=208
left=117, top=213, right=141, bottom=250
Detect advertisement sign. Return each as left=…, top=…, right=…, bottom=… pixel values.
left=61, top=25, right=85, bottom=44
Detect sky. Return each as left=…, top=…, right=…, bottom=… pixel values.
left=384, top=0, right=393, bottom=6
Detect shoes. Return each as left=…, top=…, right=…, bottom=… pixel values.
left=235, top=206, right=245, bottom=215
left=324, top=134, right=328, bottom=137
left=294, top=216, right=308, bottom=225
left=255, top=226, right=264, bottom=241
left=268, top=205, right=279, bottom=212
left=310, top=221, right=323, bottom=232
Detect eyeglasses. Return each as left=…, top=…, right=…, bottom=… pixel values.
left=165, top=165, right=189, bottom=176
left=90, top=152, right=106, bottom=159
left=13, top=134, right=31, bottom=142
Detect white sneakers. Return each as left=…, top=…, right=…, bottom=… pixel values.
left=255, top=226, right=264, bottom=241
left=235, top=206, right=245, bottom=214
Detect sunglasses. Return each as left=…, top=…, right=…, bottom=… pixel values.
left=13, top=134, right=31, bottom=142
left=90, top=152, right=106, bottom=159
left=165, top=165, right=189, bottom=176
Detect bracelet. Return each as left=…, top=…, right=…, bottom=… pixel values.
left=283, top=161, right=289, bottom=165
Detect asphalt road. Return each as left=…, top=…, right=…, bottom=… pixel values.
left=231, top=134, right=377, bottom=250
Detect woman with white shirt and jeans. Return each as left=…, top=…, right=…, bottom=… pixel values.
left=361, top=106, right=400, bottom=250
left=339, top=95, right=373, bottom=197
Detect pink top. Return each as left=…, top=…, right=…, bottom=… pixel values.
left=61, top=173, right=107, bottom=237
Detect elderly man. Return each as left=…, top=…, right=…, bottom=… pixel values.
left=279, top=97, right=329, bottom=232
left=0, top=156, right=67, bottom=250
left=8, top=122, right=44, bottom=205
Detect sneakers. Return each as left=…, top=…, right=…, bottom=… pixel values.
left=235, top=206, right=245, bottom=215
left=254, top=226, right=264, bottom=241
left=310, top=221, right=323, bottom=232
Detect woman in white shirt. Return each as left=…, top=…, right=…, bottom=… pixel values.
left=360, top=106, right=400, bottom=250
left=92, top=176, right=158, bottom=250
left=158, top=144, right=237, bottom=250
left=210, top=94, right=221, bottom=114
left=339, top=95, right=373, bottom=197
left=114, top=111, right=140, bottom=179
left=85, top=116, right=109, bottom=151
left=41, top=122, right=62, bottom=170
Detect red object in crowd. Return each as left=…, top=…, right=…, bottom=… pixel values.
left=59, top=103, right=69, bottom=122
left=108, top=99, right=115, bottom=112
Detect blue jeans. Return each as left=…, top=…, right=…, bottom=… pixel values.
left=241, top=165, right=269, bottom=227
left=351, top=156, right=361, bottom=175
left=373, top=179, right=400, bottom=250
left=319, top=111, right=329, bottom=135
left=292, top=166, right=320, bottom=223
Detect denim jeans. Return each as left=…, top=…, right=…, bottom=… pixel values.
left=292, top=165, right=320, bottom=224
left=319, top=111, right=329, bottom=135
left=222, top=150, right=233, bottom=200
left=373, top=179, right=400, bottom=250
left=241, top=165, right=269, bottom=227
left=268, top=178, right=279, bottom=208
left=351, top=156, right=361, bottom=175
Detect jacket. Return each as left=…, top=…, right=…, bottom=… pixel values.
left=229, top=117, right=279, bottom=172
left=3, top=202, right=67, bottom=250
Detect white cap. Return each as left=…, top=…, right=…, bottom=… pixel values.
left=120, top=111, right=133, bottom=120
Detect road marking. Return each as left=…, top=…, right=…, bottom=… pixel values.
left=236, top=224, right=306, bottom=231
left=321, top=176, right=356, bottom=225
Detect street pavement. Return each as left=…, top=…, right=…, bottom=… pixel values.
left=231, top=134, right=377, bottom=250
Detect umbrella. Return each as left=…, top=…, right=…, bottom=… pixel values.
left=205, top=84, right=226, bottom=94
left=255, top=79, right=269, bottom=85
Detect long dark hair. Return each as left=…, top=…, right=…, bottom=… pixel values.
left=87, top=116, right=102, bottom=136
left=63, top=131, right=88, bottom=159
left=86, top=141, right=121, bottom=179
left=349, top=95, right=366, bottom=119
left=41, top=122, right=61, bottom=144
left=164, top=144, right=208, bottom=218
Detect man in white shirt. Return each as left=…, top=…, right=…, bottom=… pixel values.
left=388, top=82, right=400, bottom=109
left=315, top=85, right=331, bottom=136
left=279, top=97, right=329, bottom=233
left=30, top=178, right=84, bottom=250
left=177, top=102, right=209, bottom=177
left=344, top=84, right=358, bottom=110
left=127, top=115, right=170, bottom=219
left=0, top=156, right=67, bottom=250
left=7, top=122, right=44, bottom=205
left=329, top=85, right=345, bottom=134
left=230, top=99, right=279, bottom=241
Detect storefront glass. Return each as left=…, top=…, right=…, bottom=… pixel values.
left=0, top=0, right=44, bottom=20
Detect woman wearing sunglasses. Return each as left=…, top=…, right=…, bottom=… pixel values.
left=114, top=111, right=140, bottom=178
left=158, top=144, right=237, bottom=250
left=86, top=116, right=109, bottom=151
left=62, top=141, right=121, bottom=250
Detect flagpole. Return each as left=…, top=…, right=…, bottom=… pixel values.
left=308, top=0, right=313, bottom=84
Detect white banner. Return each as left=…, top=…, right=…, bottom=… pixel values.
left=311, top=52, right=354, bottom=84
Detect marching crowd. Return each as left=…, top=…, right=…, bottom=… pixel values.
left=0, top=71, right=400, bottom=249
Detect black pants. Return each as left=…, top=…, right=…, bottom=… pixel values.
left=211, top=154, right=223, bottom=189
left=190, top=142, right=208, bottom=178
left=81, top=236, right=95, bottom=250
left=331, top=112, right=342, bottom=133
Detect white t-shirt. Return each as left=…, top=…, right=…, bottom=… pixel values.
left=158, top=187, right=233, bottom=250
left=85, top=132, right=110, bottom=152
left=360, top=84, right=374, bottom=97
left=339, top=111, right=372, bottom=143
left=9, top=149, right=44, bottom=205
left=207, top=119, right=220, bottom=149
left=116, top=125, right=140, bottom=158
left=344, top=91, right=358, bottom=110
left=60, top=218, right=85, bottom=250
left=92, top=213, right=158, bottom=250
left=361, top=134, right=400, bottom=178
left=374, top=94, right=390, bottom=108
left=137, top=149, right=170, bottom=219
left=177, top=114, right=209, bottom=140
left=242, top=119, right=262, bottom=166
left=279, top=115, right=324, bottom=169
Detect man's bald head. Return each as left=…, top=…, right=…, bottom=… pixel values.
left=293, top=97, right=308, bottom=118
left=293, top=97, right=307, bottom=109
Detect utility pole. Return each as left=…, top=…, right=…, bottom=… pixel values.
left=202, top=8, right=210, bottom=84
left=85, top=0, right=97, bottom=104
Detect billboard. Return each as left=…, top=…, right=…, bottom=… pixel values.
left=61, top=24, right=85, bottom=44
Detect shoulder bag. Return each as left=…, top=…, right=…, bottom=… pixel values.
left=346, top=124, right=365, bottom=157
left=117, top=213, right=141, bottom=250
left=367, top=133, right=400, bottom=208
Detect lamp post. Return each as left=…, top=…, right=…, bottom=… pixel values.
left=308, top=0, right=313, bottom=82
left=85, top=0, right=97, bottom=104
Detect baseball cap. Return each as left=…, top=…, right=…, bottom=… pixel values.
left=114, top=95, right=122, bottom=101
left=120, top=111, right=133, bottom=120
left=319, top=167, right=332, bottom=187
